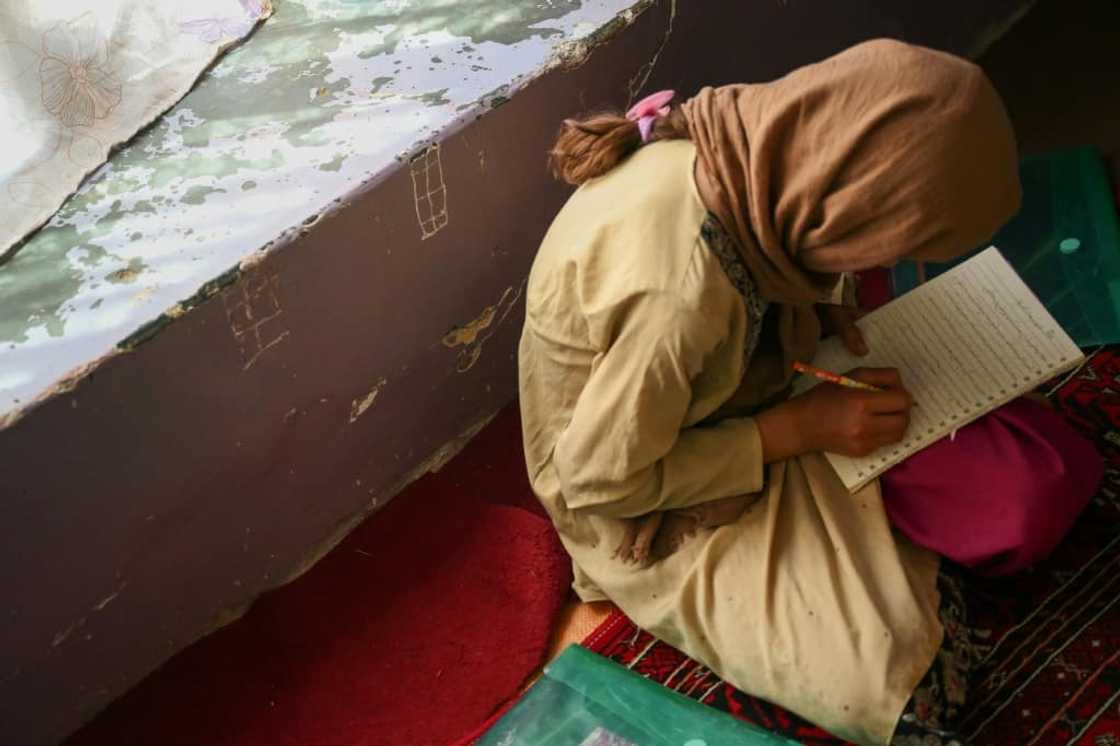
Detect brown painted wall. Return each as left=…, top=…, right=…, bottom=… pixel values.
left=0, top=1, right=1030, bottom=743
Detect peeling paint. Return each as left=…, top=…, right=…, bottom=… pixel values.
left=318, top=154, right=347, bottom=172
left=369, top=75, right=394, bottom=96
left=0, top=0, right=659, bottom=422
left=117, top=265, right=242, bottom=352
left=548, top=0, right=658, bottom=73
left=412, top=88, right=451, bottom=106
left=132, top=287, right=156, bottom=304
left=443, top=306, right=496, bottom=348
left=181, top=186, right=227, bottom=205
left=441, top=282, right=525, bottom=372
left=106, top=258, right=147, bottom=285
left=349, top=377, right=388, bottom=423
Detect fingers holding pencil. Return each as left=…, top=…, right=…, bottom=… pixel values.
left=793, top=363, right=914, bottom=411
left=846, top=368, right=913, bottom=411
left=786, top=365, right=914, bottom=457
left=792, top=361, right=881, bottom=391
left=846, top=367, right=901, bottom=391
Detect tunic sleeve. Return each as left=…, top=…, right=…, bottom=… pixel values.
left=553, top=289, right=765, bottom=519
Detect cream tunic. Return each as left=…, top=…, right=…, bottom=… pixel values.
left=518, top=140, right=943, bottom=745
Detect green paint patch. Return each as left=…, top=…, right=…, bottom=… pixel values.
left=413, top=88, right=451, bottom=106
left=344, top=0, right=581, bottom=57
left=0, top=223, right=111, bottom=343
left=106, top=116, right=288, bottom=190
left=370, top=75, right=394, bottom=95
left=182, top=185, right=227, bottom=205
left=318, top=154, right=347, bottom=172
left=72, top=198, right=136, bottom=248
left=98, top=175, right=146, bottom=197
left=73, top=241, right=111, bottom=269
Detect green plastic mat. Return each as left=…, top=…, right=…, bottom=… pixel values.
left=890, top=147, right=1120, bottom=346
left=477, top=645, right=796, bottom=746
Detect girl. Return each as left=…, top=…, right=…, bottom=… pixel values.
left=518, top=40, right=1102, bottom=744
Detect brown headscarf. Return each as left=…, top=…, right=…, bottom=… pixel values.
left=682, top=38, right=1021, bottom=376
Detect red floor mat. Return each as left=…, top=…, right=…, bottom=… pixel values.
left=583, top=347, right=1120, bottom=745
left=69, top=406, right=572, bottom=746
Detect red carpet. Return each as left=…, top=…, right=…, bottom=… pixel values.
left=68, top=406, right=572, bottom=746
left=582, top=347, right=1120, bottom=745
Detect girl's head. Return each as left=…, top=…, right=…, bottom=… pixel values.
left=548, top=40, right=1020, bottom=302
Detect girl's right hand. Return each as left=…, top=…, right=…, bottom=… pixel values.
left=792, top=368, right=913, bottom=457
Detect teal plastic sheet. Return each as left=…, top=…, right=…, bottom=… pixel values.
left=891, top=147, right=1120, bottom=346
left=477, top=645, right=797, bottom=746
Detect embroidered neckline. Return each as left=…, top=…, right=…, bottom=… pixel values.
left=699, top=214, right=768, bottom=368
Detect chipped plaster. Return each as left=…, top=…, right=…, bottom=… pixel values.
left=441, top=282, right=524, bottom=372
left=349, top=376, right=387, bottom=422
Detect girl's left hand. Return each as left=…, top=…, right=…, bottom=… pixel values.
left=817, top=304, right=868, bottom=356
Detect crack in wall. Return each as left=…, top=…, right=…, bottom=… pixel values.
left=627, top=0, right=677, bottom=106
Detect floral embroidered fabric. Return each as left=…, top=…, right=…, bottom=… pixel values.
left=0, top=0, right=271, bottom=262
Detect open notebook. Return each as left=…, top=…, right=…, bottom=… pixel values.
left=794, top=246, right=1084, bottom=492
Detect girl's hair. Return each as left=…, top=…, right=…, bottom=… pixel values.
left=547, top=107, right=690, bottom=186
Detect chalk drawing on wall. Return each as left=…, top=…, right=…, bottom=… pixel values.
left=410, top=143, right=448, bottom=240
left=221, top=271, right=290, bottom=370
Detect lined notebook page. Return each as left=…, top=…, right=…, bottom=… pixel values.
left=794, top=246, right=1083, bottom=492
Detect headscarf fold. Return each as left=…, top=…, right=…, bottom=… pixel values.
left=681, top=38, right=1021, bottom=376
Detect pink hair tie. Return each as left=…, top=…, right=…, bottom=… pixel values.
left=626, top=89, right=675, bottom=143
